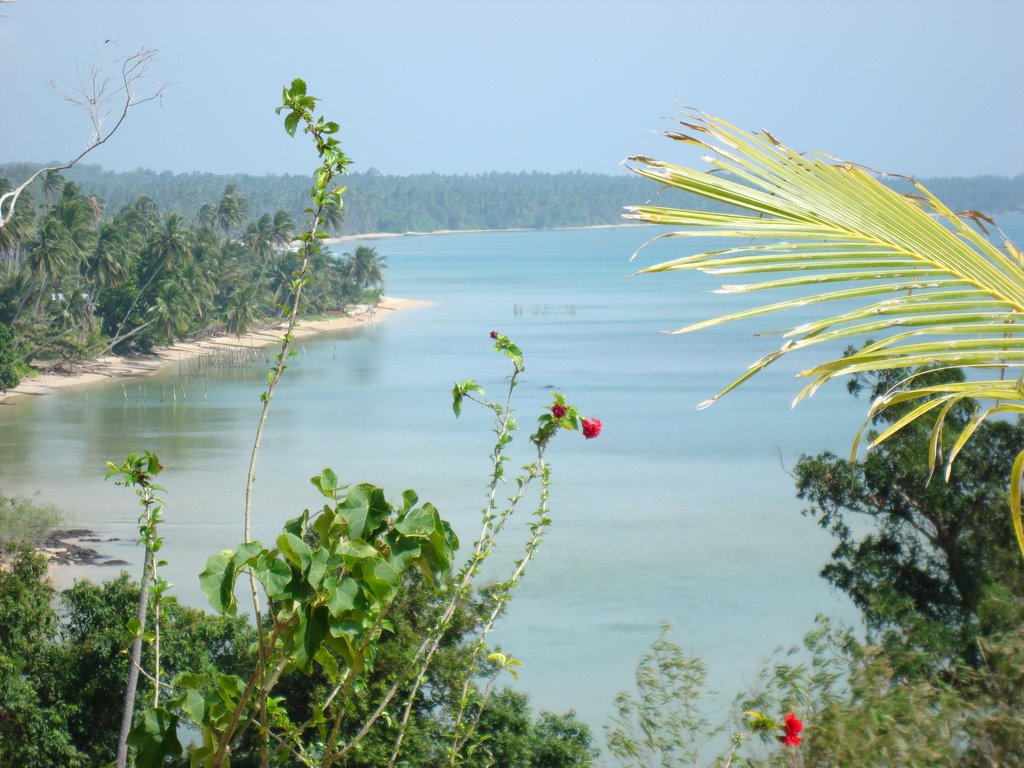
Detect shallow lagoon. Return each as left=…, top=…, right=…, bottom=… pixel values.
left=9, top=220, right=1017, bottom=733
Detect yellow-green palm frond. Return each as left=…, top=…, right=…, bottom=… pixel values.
left=626, top=113, right=1024, bottom=553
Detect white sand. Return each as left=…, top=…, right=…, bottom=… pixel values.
left=0, top=297, right=428, bottom=405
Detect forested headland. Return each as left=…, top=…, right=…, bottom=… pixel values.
left=0, top=172, right=387, bottom=389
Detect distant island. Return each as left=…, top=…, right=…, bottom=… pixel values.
left=5, top=162, right=1021, bottom=237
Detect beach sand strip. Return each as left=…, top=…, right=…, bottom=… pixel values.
left=0, top=296, right=428, bottom=405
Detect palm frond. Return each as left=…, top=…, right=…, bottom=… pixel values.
left=627, top=113, right=1024, bottom=554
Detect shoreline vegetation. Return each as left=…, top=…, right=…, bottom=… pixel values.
left=0, top=295, right=427, bottom=406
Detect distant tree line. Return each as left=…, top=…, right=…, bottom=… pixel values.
left=2, top=163, right=1022, bottom=238
left=0, top=163, right=713, bottom=235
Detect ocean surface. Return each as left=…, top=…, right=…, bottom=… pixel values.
left=4, top=220, right=1021, bottom=739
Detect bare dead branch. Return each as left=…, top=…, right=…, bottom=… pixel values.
left=0, top=47, right=166, bottom=230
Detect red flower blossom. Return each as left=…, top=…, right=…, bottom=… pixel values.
left=581, top=418, right=602, bottom=439
left=781, top=713, right=803, bottom=746
left=551, top=404, right=567, bottom=419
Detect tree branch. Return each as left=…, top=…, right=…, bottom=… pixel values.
left=0, top=47, right=166, bottom=230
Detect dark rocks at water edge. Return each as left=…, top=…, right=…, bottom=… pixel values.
left=41, top=529, right=126, bottom=566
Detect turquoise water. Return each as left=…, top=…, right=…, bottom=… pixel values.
left=4, top=221, right=1019, bottom=735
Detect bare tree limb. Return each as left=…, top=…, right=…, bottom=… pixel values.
left=0, top=47, right=166, bottom=230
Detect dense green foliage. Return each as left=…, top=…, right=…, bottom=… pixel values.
left=0, top=550, right=595, bottom=768
left=0, top=172, right=387, bottom=387
left=0, top=321, right=25, bottom=388
left=797, top=368, right=1024, bottom=667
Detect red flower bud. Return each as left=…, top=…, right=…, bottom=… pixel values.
left=551, top=404, right=567, bottom=419
left=581, top=418, right=602, bottom=439
left=489, top=330, right=499, bottom=339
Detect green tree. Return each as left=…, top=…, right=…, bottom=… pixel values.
left=215, top=184, right=248, bottom=236
left=26, top=215, right=77, bottom=316
left=271, top=210, right=295, bottom=247
left=244, top=213, right=276, bottom=262
left=605, top=624, right=709, bottom=768
left=0, top=321, right=24, bottom=389
left=343, top=244, right=387, bottom=296
left=0, top=493, right=61, bottom=551
left=796, top=367, right=1024, bottom=666
left=0, top=178, right=36, bottom=273
left=0, top=551, right=82, bottom=768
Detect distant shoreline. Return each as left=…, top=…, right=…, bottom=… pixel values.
left=324, top=222, right=645, bottom=244
left=0, top=297, right=428, bottom=406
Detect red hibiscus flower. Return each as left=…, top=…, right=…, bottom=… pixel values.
left=781, top=713, right=803, bottom=746
left=581, top=418, right=602, bottom=439
left=551, top=404, right=567, bottom=419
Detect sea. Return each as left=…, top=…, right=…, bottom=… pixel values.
left=3, top=220, right=1020, bottom=741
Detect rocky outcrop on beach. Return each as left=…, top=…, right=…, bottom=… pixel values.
left=39, top=529, right=126, bottom=566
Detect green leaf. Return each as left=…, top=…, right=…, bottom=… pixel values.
left=339, top=483, right=392, bottom=540
left=314, top=645, right=340, bottom=681
left=254, top=552, right=293, bottom=598
left=291, top=604, right=330, bottom=674
left=401, top=489, right=419, bottom=511
left=312, top=467, right=341, bottom=499
left=283, top=510, right=309, bottom=538
left=277, top=531, right=312, bottom=573
left=199, top=550, right=237, bottom=615
left=232, top=541, right=263, bottom=569
left=178, top=688, right=206, bottom=724
left=324, top=574, right=359, bottom=617
left=127, top=707, right=183, bottom=767
left=307, top=546, right=329, bottom=589
left=312, top=506, right=339, bottom=547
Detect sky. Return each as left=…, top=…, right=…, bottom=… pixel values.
left=1, top=0, right=1022, bottom=179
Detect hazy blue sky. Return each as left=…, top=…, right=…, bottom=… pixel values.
left=2, top=0, right=1021, bottom=178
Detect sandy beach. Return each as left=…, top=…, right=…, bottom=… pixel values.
left=0, top=296, right=428, bottom=406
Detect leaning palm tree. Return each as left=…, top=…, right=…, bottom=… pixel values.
left=627, top=113, right=1024, bottom=553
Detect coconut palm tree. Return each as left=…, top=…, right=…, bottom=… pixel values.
left=197, top=202, right=217, bottom=229
left=0, top=179, right=36, bottom=273
left=272, top=210, right=295, bottom=247
left=343, top=245, right=386, bottom=296
left=88, top=221, right=130, bottom=289
left=41, top=169, right=65, bottom=202
left=216, top=184, right=248, bottom=236
left=149, top=283, right=192, bottom=342
left=244, top=214, right=275, bottom=262
left=25, top=216, right=77, bottom=316
left=111, top=213, right=194, bottom=343
left=627, top=113, right=1024, bottom=553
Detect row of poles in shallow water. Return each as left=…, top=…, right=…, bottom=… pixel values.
left=96, top=343, right=321, bottom=403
